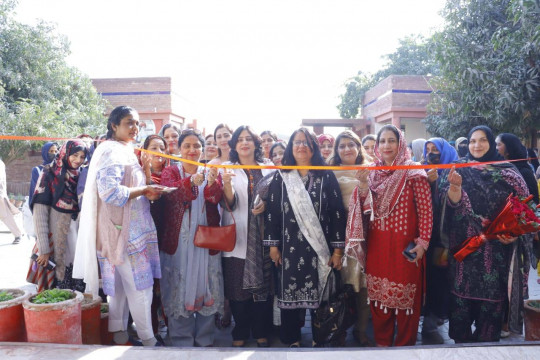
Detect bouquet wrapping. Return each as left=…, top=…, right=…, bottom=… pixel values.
left=454, top=194, right=540, bottom=262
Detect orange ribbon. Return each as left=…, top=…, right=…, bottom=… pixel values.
left=1, top=134, right=537, bottom=171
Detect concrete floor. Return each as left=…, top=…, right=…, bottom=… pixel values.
left=1, top=211, right=539, bottom=357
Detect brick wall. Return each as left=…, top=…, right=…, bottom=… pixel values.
left=92, top=77, right=185, bottom=133
left=5, top=151, right=42, bottom=197
left=363, top=75, right=433, bottom=122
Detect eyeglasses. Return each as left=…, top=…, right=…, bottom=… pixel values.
left=338, top=142, right=358, bottom=150
left=293, top=140, right=310, bottom=147
left=181, top=128, right=201, bottom=135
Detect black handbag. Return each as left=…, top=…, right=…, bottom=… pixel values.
left=312, top=270, right=357, bottom=347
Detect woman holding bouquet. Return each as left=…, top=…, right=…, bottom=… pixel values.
left=438, top=125, right=530, bottom=343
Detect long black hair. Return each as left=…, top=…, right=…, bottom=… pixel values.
left=228, top=125, right=264, bottom=164
left=106, top=106, right=136, bottom=140
left=281, top=127, right=326, bottom=174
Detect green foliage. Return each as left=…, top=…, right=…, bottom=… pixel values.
left=0, top=291, right=15, bottom=302
left=0, top=1, right=106, bottom=164
left=338, top=35, right=439, bottom=119
left=31, top=289, right=73, bottom=304
left=425, top=0, right=540, bottom=143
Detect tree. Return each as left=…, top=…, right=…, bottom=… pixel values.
left=425, top=0, right=540, bottom=145
left=337, top=35, right=439, bottom=119
left=0, top=0, right=106, bottom=164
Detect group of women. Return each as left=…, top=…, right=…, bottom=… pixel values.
left=26, top=104, right=539, bottom=348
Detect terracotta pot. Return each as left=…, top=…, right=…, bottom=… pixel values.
left=524, top=299, right=540, bottom=341
left=0, top=288, right=30, bottom=342
left=81, top=293, right=102, bottom=345
left=23, top=290, right=83, bottom=344
left=100, top=303, right=113, bottom=345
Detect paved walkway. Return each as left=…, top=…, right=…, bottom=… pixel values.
left=1, top=213, right=539, bottom=355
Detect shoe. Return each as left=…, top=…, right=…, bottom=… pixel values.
left=12, top=237, right=20, bottom=245
left=232, top=340, right=245, bottom=347
left=111, top=338, right=143, bottom=346
left=154, top=334, right=165, bottom=346
left=256, top=339, right=269, bottom=348
left=289, top=341, right=300, bottom=348
left=500, top=330, right=510, bottom=338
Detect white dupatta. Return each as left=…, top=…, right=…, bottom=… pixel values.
left=280, top=170, right=331, bottom=297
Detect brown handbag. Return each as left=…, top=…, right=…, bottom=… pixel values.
left=194, top=200, right=236, bottom=252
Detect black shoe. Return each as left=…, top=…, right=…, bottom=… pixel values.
left=257, top=340, right=269, bottom=348
left=12, top=237, right=20, bottom=245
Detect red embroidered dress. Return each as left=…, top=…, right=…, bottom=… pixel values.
left=347, top=128, right=433, bottom=317
left=366, top=177, right=432, bottom=314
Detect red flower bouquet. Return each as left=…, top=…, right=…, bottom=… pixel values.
left=454, top=194, right=540, bottom=262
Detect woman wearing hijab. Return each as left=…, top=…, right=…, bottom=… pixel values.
left=317, top=134, right=335, bottom=162
left=420, top=138, right=458, bottom=344
left=348, top=124, right=433, bottom=346
left=29, top=140, right=88, bottom=292
left=495, top=133, right=538, bottom=337
left=438, top=125, right=530, bottom=343
left=496, top=134, right=539, bottom=204
left=454, top=137, right=468, bottom=158
left=29, top=142, right=59, bottom=205
left=411, top=138, right=426, bottom=163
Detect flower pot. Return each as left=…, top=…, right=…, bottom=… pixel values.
left=23, top=290, right=83, bottom=344
left=0, top=288, right=30, bottom=342
left=81, top=293, right=102, bottom=345
left=524, top=299, right=540, bottom=341
left=100, top=303, right=113, bottom=345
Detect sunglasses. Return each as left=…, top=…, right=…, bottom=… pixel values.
left=181, top=128, right=202, bottom=135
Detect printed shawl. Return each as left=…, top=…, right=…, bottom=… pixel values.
left=281, top=170, right=331, bottom=297
left=369, top=129, right=426, bottom=221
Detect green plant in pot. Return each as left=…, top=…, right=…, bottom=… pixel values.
left=31, top=289, right=73, bottom=304
left=0, top=291, right=15, bottom=302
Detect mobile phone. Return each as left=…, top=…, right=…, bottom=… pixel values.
left=152, top=185, right=177, bottom=193
left=253, top=194, right=261, bottom=208
left=30, top=253, right=56, bottom=270
left=402, top=242, right=417, bottom=261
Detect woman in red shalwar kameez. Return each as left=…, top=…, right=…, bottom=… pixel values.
left=347, top=124, right=432, bottom=346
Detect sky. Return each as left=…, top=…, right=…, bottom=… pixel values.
left=14, top=0, right=447, bottom=137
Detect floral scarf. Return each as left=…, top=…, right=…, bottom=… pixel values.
left=32, top=140, right=88, bottom=216
left=369, top=127, right=426, bottom=221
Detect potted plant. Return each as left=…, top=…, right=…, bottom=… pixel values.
left=0, top=288, right=30, bottom=342
left=100, top=302, right=114, bottom=345
left=23, top=289, right=83, bottom=344
left=524, top=299, right=540, bottom=341
left=81, top=293, right=102, bottom=345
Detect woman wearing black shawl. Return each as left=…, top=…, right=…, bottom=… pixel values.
left=496, top=133, right=539, bottom=204
left=438, top=126, right=530, bottom=343
left=495, top=133, right=538, bottom=337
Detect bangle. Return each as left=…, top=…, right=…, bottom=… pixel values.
left=332, top=253, right=343, bottom=258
